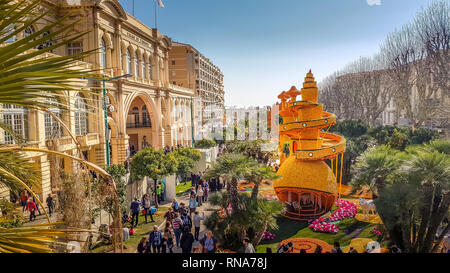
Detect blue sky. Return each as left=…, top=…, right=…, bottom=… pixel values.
left=121, top=0, right=436, bottom=107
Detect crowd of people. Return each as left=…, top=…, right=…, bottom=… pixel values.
left=128, top=168, right=228, bottom=253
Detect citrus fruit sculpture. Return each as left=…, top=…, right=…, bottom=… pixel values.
left=273, top=70, right=346, bottom=221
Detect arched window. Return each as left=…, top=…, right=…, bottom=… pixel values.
left=44, top=98, right=63, bottom=139
left=2, top=104, right=28, bottom=144
left=100, top=38, right=107, bottom=68
left=126, top=49, right=132, bottom=74
left=74, top=94, right=88, bottom=135
left=135, top=51, right=140, bottom=78
left=142, top=56, right=146, bottom=79
left=142, top=105, right=151, bottom=127
left=132, top=107, right=139, bottom=125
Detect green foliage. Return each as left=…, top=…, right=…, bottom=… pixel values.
left=352, top=139, right=450, bottom=252
left=130, top=147, right=178, bottom=181
left=367, top=125, right=438, bottom=149
left=0, top=199, right=24, bottom=228
left=388, top=128, right=409, bottom=150
left=225, top=139, right=278, bottom=164
left=173, top=147, right=201, bottom=181
left=351, top=145, right=401, bottom=196
left=425, top=139, right=450, bottom=155
left=0, top=151, right=40, bottom=194
left=194, top=138, right=216, bottom=149
left=204, top=192, right=282, bottom=251
left=330, top=120, right=369, bottom=138
left=106, top=165, right=127, bottom=213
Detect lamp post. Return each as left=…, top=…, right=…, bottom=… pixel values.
left=83, top=74, right=132, bottom=167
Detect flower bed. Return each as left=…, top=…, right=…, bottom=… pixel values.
left=308, top=199, right=357, bottom=233
left=262, top=231, right=276, bottom=241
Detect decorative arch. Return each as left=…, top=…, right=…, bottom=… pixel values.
left=123, top=92, right=161, bottom=130
left=101, top=0, right=128, bottom=20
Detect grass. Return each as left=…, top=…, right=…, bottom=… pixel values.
left=90, top=206, right=169, bottom=253
left=256, top=215, right=379, bottom=253
left=176, top=180, right=192, bottom=196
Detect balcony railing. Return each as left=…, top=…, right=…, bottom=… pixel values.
left=126, top=122, right=152, bottom=129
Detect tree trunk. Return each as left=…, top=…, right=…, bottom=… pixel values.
left=251, top=182, right=260, bottom=201
left=230, top=177, right=239, bottom=215
left=421, top=191, right=450, bottom=253
left=254, top=223, right=267, bottom=246
left=415, top=182, right=434, bottom=250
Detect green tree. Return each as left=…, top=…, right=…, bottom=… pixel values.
left=351, top=145, right=401, bottom=198
left=130, top=148, right=178, bottom=207
left=375, top=148, right=450, bottom=252
left=173, top=147, right=201, bottom=183
left=225, top=139, right=278, bottom=165
left=194, top=138, right=216, bottom=149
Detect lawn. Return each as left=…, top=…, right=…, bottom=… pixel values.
left=90, top=206, right=169, bottom=253
left=176, top=180, right=192, bottom=196
left=256, top=215, right=379, bottom=253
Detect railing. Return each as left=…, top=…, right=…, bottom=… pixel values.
left=126, top=122, right=152, bottom=129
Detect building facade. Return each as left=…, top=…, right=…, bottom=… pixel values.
left=168, top=42, right=224, bottom=137
left=0, top=0, right=195, bottom=200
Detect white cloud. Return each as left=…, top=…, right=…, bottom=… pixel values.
left=366, top=0, right=382, bottom=6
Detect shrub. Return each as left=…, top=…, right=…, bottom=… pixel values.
left=194, top=139, right=216, bottom=149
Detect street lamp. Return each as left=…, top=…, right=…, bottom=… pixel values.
left=82, top=73, right=133, bottom=167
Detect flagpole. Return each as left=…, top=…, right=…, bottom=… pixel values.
left=133, top=0, right=135, bottom=16
left=154, top=0, right=157, bottom=29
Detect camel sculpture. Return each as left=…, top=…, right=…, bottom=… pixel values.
left=359, top=198, right=377, bottom=220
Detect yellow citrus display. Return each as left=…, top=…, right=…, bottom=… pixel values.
left=274, top=70, right=346, bottom=220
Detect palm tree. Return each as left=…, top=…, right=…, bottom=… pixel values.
left=0, top=0, right=122, bottom=252
left=352, top=141, right=450, bottom=253
left=244, top=164, right=280, bottom=201
left=204, top=153, right=256, bottom=214
left=351, top=145, right=401, bottom=198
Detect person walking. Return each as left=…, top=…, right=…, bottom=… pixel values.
left=142, top=194, right=154, bottom=223
left=20, top=191, right=29, bottom=213
left=199, top=231, right=218, bottom=253
left=202, top=180, right=209, bottom=203
left=26, top=198, right=37, bottom=222
left=130, top=197, right=141, bottom=227
left=197, top=186, right=204, bottom=207
left=193, top=211, right=205, bottom=241
left=172, top=199, right=179, bottom=213
left=164, top=207, right=175, bottom=223
left=137, top=237, right=147, bottom=253
left=172, top=212, right=184, bottom=248
left=181, top=210, right=192, bottom=232
left=243, top=237, right=255, bottom=253
left=46, top=194, right=54, bottom=217
left=180, top=226, right=195, bottom=253
left=32, top=195, right=41, bottom=216
left=148, top=225, right=163, bottom=253
left=156, top=184, right=162, bottom=203
left=188, top=196, right=197, bottom=219
left=162, top=227, right=174, bottom=253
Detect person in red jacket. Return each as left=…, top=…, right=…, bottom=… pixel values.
left=26, top=198, right=37, bottom=221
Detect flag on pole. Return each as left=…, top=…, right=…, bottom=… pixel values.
left=157, top=0, right=165, bottom=8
